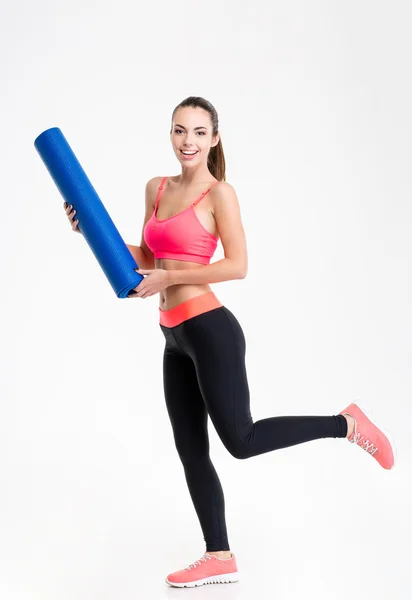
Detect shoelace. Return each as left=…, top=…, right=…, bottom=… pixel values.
left=185, top=554, right=213, bottom=570
left=350, top=430, right=378, bottom=455
left=346, top=416, right=379, bottom=456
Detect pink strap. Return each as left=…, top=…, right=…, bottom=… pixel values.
left=155, top=178, right=219, bottom=211
left=155, top=176, right=168, bottom=209
left=192, top=181, right=220, bottom=206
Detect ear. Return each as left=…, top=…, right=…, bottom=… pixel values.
left=212, top=131, right=220, bottom=148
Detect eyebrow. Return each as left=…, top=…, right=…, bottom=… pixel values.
left=174, top=124, right=208, bottom=131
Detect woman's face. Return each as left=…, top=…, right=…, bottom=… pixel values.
left=170, top=106, right=219, bottom=167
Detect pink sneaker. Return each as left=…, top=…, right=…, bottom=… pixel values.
left=165, top=552, right=240, bottom=588
left=339, top=402, right=396, bottom=470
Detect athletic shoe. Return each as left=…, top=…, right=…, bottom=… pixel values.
left=339, top=402, right=395, bottom=469
left=165, top=552, right=240, bottom=588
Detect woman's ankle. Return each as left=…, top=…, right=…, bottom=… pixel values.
left=207, top=550, right=232, bottom=559
left=343, top=413, right=356, bottom=438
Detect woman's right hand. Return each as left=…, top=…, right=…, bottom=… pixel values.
left=63, top=201, right=81, bottom=233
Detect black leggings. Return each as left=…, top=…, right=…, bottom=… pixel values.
left=160, top=304, right=347, bottom=552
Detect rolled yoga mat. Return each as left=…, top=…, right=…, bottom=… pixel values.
left=34, top=127, right=143, bottom=298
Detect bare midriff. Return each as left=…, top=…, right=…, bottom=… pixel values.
left=156, top=257, right=213, bottom=311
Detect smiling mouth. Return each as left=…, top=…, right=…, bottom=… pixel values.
left=181, top=150, right=198, bottom=155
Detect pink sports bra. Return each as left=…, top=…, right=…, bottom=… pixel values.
left=143, top=176, right=219, bottom=265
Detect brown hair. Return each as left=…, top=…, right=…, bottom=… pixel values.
left=170, top=96, right=226, bottom=182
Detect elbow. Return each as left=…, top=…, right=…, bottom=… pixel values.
left=238, top=254, right=248, bottom=279
left=224, top=257, right=247, bottom=279
left=237, top=264, right=248, bottom=279
left=141, top=248, right=156, bottom=270
left=240, top=257, right=248, bottom=279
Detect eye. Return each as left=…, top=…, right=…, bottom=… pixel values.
left=174, top=129, right=206, bottom=135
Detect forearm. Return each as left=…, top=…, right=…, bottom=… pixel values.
left=167, top=258, right=246, bottom=286
left=126, top=244, right=154, bottom=270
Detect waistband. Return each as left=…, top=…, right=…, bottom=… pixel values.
left=159, top=291, right=223, bottom=328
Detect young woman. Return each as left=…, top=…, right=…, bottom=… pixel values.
left=64, top=96, right=395, bottom=588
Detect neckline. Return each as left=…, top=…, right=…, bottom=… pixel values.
left=152, top=202, right=219, bottom=240
left=153, top=178, right=219, bottom=222
left=153, top=203, right=195, bottom=222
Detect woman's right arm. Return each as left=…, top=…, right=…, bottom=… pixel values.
left=64, top=177, right=161, bottom=271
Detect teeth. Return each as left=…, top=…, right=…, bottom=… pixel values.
left=182, top=150, right=197, bottom=155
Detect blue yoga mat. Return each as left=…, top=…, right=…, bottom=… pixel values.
left=34, top=127, right=143, bottom=298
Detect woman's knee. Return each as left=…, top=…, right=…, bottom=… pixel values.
left=214, top=420, right=254, bottom=459
left=176, top=446, right=211, bottom=467
left=223, top=438, right=251, bottom=460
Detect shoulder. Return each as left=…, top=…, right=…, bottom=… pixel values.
left=210, top=180, right=237, bottom=196
left=144, top=176, right=166, bottom=209
left=145, top=175, right=165, bottom=192
left=209, top=181, right=240, bottom=213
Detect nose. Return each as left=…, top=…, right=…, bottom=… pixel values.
left=182, top=133, right=197, bottom=147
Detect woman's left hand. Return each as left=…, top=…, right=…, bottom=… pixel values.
left=128, top=268, right=171, bottom=299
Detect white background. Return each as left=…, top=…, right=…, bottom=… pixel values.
left=1, top=0, right=411, bottom=598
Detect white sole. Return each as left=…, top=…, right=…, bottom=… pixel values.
left=165, top=571, right=240, bottom=588
left=346, top=399, right=398, bottom=470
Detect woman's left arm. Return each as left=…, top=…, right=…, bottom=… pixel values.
left=168, top=182, right=248, bottom=285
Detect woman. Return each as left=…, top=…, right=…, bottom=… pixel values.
left=64, top=96, right=395, bottom=588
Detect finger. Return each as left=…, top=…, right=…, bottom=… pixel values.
left=65, top=204, right=73, bottom=214
left=129, top=284, right=143, bottom=296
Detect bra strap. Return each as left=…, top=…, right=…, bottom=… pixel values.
left=155, top=176, right=168, bottom=209
left=192, top=180, right=220, bottom=206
